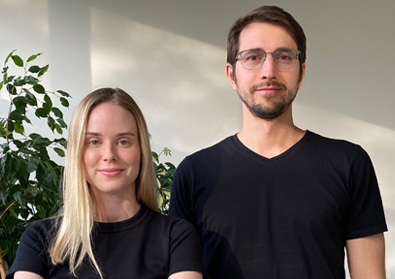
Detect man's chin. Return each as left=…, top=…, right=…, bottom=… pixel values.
left=249, top=104, right=286, bottom=119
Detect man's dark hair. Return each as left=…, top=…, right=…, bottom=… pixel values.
left=227, top=6, right=306, bottom=80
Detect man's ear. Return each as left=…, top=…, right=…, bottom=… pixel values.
left=298, top=62, right=306, bottom=90
left=226, top=63, right=238, bottom=91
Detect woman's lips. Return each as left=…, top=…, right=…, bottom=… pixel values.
left=98, top=168, right=123, bottom=177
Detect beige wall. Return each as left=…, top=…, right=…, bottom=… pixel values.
left=1, top=0, right=394, bottom=276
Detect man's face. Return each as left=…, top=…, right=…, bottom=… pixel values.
left=226, top=22, right=305, bottom=119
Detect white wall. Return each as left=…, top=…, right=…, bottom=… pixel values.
left=1, top=0, right=394, bottom=277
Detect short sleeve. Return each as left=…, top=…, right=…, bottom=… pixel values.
left=169, top=158, right=196, bottom=224
left=6, top=220, right=53, bottom=279
left=346, top=147, right=387, bottom=239
left=168, top=218, right=203, bottom=276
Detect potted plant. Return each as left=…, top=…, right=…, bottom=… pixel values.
left=0, top=50, right=71, bottom=277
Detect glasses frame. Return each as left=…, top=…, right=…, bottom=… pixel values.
left=235, top=48, right=301, bottom=70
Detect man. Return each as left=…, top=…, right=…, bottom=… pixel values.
left=169, top=5, right=387, bottom=279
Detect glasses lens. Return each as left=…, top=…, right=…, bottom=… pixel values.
left=273, top=49, right=299, bottom=69
left=237, top=48, right=299, bottom=70
left=240, top=50, right=265, bottom=70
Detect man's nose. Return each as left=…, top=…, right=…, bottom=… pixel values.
left=259, top=54, right=277, bottom=80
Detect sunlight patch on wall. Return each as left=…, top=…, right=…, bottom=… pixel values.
left=89, top=7, right=240, bottom=159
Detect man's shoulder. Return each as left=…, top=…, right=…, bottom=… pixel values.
left=190, top=135, right=235, bottom=156
left=307, top=130, right=361, bottom=148
left=305, top=130, right=365, bottom=156
left=182, top=135, right=235, bottom=163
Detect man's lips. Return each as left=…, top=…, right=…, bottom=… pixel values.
left=255, top=87, right=282, bottom=95
left=98, top=168, right=124, bottom=177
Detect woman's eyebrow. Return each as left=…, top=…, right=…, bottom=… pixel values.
left=84, top=132, right=136, bottom=136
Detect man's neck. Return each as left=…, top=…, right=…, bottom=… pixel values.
left=238, top=106, right=305, bottom=159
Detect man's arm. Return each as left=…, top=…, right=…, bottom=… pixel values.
left=346, top=233, right=386, bottom=279
left=169, top=271, right=202, bottom=279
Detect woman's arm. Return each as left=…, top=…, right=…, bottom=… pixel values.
left=169, top=271, right=202, bottom=279
left=14, top=271, right=44, bottom=279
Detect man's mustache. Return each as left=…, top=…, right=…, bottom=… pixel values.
left=251, top=81, right=286, bottom=91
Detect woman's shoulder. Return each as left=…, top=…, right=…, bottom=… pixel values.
left=144, top=206, right=196, bottom=232
left=21, top=217, right=57, bottom=243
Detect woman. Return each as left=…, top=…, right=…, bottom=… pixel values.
left=7, top=88, right=203, bottom=279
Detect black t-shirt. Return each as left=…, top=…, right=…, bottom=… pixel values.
left=7, top=205, right=203, bottom=279
left=169, top=131, right=387, bottom=279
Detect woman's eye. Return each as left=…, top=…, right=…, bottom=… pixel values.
left=118, top=140, right=130, bottom=146
left=89, top=140, right=100, bottom=145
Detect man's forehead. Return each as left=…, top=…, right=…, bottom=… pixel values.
left=239, top=22, right=297, bottom=50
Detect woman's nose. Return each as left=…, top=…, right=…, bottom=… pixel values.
left=102, top=143, right=117, bottom=161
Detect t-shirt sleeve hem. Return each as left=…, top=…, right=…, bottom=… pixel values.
left=347, top=224, right=388, bottom=240
left=169, top=264, right=203, bottom=277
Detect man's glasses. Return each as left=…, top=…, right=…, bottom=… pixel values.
left=235, top=48, right=301, bottom=70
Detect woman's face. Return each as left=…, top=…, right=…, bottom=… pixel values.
left=82, top=102, right=141, bottom=199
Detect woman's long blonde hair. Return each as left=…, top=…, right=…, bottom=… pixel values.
left=49, top=88, right=158, bottom=277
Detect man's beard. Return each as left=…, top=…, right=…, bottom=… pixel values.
left=237, top=81, right=297, bottom=119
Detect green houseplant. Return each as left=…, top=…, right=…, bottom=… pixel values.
left=0, top=50, right=71, bottom=277
left=0, top=51, right=175, bottom=277
left=153, top=147, right=175, bottom=215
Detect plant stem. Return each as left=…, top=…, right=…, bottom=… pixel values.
left=0, top=250, right=6, bottom=279
left=0, top=201, right=17, bottom=221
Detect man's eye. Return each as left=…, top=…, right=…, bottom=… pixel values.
left=275, top=51, right=294, bottom=61
left=245, top=53, right=263, bottom=61
left=279, top=55, right=292, bottom=61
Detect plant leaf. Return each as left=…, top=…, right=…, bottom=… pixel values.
left=60, top=97, right=69, bottom=108
left=14, top=121, right=24, bottom=135
left=26, top=53, right=42, bottom=63
left=56, top=118, right=67, bottom=128
left=6, top=84, right=17, bottom=95
left=24, top=90, right=38, bottom=106
left=47, top=116, right=56, bottom=131
left=56, top=90, right=71, bottom=97
left=38, top=64, right=49, bottom=77
left=9, top=110, right=25, bottom=121
left=35, top=108, right=49, bottom=118
left=28, top=65, right=41, bottom=73
left=51, top=107, right=63, bottom=118
left=33, top=84, right=45, bottom=94
left=25, top=75, right=39, bottom=85
left=11, top=55, right=24, bottom=67
left=55, top=124, right=63, bottom=134
left=6, top=120, right=14, bottom=132
left=53, top=147, right=65, bottom=157
left=4, top=50, right=16, bottom=65
left=13, top=76, right=26, bottom=87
